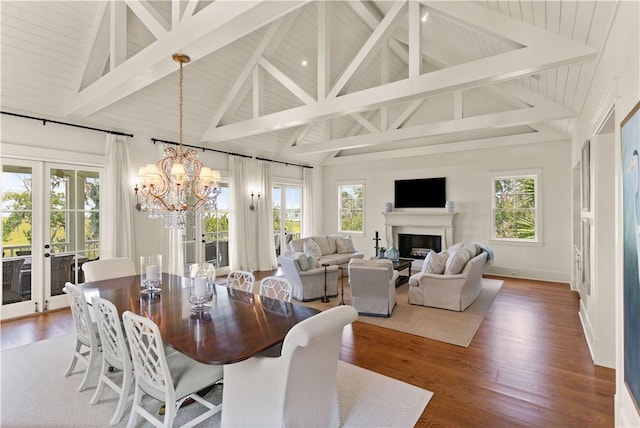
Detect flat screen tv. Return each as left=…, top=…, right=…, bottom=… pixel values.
left=394, top=177, right=446, bottom=208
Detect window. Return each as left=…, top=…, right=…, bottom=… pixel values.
left=273, top=184, right=302, bottom=255
left=338, top=183, right=364, bottom=234
left=492, top=173, right=539, bottom=241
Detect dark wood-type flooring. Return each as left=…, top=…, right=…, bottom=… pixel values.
left=0, top=272, right=615, bottom=427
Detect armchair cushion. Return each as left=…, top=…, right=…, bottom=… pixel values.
left=348, top=258, right=397, bottom=317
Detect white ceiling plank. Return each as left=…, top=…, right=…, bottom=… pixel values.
left=286, top=104, right=574, bottom=155
left=328, top=1, right=407, bottom=99
left=352, top=113, right=380, bottom=133
left=202, top=36, right=596, bottom=144
left=80, top=2, right=109, bottom=90
left=66, top=1, right=308, bottom=117
left=318, top=1, right=329, bottom=100
left=454, top=91, right=463, bottom=119
left=323, top=125, right=568, bottom=165
left=258, top=58, right=315, bottom=105
left=124, top=0, right=169, bottom=40
left=110, top=1, right=127, bottom=70
left=253, top=66, right=263, bottom=118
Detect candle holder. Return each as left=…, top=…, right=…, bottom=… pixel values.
left=140, top=254, right=162, bottom=293
left=189, top=263, right=216, bottom=312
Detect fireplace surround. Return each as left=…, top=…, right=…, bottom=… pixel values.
left=382, top=210, right=454, bottom=259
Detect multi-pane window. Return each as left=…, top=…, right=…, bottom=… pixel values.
left=338, top=183, right=364, bottom=234
left=492, top=174, right=539, bottom=241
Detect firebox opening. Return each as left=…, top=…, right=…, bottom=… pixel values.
left=398, top=234, right=442, bottom=259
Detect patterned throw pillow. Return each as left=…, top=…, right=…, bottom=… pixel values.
left=421, top=250, right=448, bottom=274
left=294, top=252, right=311, bottom=271
left=336, top=236, right=356, bottom=254
left=444, top=250, right=470, bottom=275
left=303, top=239, right=322, bottom=267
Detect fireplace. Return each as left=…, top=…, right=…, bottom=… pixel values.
left=398, top=234, right=442, bottom=260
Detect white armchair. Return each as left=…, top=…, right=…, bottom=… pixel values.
left=221, top=306, right=358, bottom=427
left=277, top=253, right=339, bottom=302
left=348, top=258, right=398, bottom=317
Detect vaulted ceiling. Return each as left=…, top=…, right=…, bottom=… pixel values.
left=1, top=1, right=618, bottom=166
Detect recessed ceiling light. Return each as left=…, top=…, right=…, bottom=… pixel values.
left=421, top=11, right=429, bottom=22
left=301, top=59, right=308, bottom=67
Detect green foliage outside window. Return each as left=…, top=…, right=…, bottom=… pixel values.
left=493, top=177, right=536, bottom=240
left=339, top=184, right=363, bottom=233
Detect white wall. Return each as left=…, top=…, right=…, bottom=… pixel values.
left=321, top=140, right=573, bottom=283
left=569, top=1, right=639, bottom=425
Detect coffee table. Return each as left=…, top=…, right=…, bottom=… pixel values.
left=393, top=258, right=414, bottom=287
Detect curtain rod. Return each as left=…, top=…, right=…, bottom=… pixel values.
left=151, top=138, right=313, bottom=169
left=1, top=111, right=134, bottom=137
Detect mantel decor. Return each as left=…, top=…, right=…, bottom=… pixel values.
left=134, top=54, right=221, bottom=229
left=621, top=100, right=640, bottom=415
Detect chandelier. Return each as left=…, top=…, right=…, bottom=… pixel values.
left=134, top=54, right=220, bottom=229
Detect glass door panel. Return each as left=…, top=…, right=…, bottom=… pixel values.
left=273, top=184, right=302, bottom=256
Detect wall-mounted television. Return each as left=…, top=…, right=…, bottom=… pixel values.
left=394, top=177, right=446, bottom=208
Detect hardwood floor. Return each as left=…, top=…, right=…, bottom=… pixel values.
left=0, top=273, right=615, bottom=427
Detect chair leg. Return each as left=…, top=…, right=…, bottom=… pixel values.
left=110, top=369, right=133, bottom=425
left=78, top=343, right=99, bottom=391
left=90, top=359, right=109, bottom=404
left=126, top=387, right=143, bottom=428
left=64, top=340, right=82, bottom=377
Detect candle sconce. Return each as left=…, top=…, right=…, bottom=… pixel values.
left=249, top=191, right=261, bottom=211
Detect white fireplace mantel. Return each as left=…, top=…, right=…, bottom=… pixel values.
left=381, top=210, right=455, bottom=249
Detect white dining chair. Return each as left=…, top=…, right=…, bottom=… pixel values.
left=82, top=257, right=135, bottom=282
left=63, top=282, right=101, bottom=392
left=221, top=305, right=358, bottom=427
left=258, top=276, right=293, bottom=302
left=90, top=296, right=132, bottom=425
left=122, top=311, right=223, bottom=428
left=227, top=270, right=255, bottom=293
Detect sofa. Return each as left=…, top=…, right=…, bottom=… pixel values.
left=348, top=258, right=398, bottom=317
left=408, top=248, right=488, bottom=311
left=288, top=235, right=364, bottom=269
left=277, top=253, right=340, bottom=302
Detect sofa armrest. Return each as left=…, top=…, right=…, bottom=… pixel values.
left=408, top=271, right=467, bottom=289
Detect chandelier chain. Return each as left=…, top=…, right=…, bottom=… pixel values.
left=179, top=60, right=184, bottom=150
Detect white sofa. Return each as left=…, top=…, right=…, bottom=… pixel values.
left=288, top=235, right=364, bottom=269
left=348, top=258, right=398, bottom=317
left=408, top=251, right=488, bottom=311
left=277, top=253, right=339, bottom=302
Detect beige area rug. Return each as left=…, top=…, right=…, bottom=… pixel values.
left=302, top=278, right=503, bottom=347
left=1, top=334, right=432, bottom=427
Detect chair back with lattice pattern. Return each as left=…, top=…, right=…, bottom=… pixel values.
left=227, top=270, right=255, bottom=293
left=92, top=296, right=131, bottom=372
left=258, top=276, right=292, bottom=302
left=65, top=283, right=97, bottom=347
left=122, top=311, right=175, bottom=403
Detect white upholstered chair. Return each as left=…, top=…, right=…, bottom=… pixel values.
left=122, top=311, right=223, bottom=428
left=277, top=253, right=339, bottom=301
left=227, top=270, right=255, bottom=293
left=90, top=296, right=132, bottom=425
left=221, top=305, right=358, bottom=427
left=348, top=258, right=399, bottom=317
left=258, top=276, right=293, bottom=302
left=63, top=282, right=101, bottom=391
left=82, top=257, right=135, bottom=282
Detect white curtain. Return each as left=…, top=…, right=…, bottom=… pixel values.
left=257, top=161, right=277, bottom=270
left=100, top=134, right=134, bottom=259
left=229, top=156, right=251, bottom=270
left=303, top=167, right=317, bottom=237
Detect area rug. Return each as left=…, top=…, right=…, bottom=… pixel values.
left=1, top=334, right=432, bottom=427
left=302, top=278, right=503, bottom=347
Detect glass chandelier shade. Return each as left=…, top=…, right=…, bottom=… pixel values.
left=134, top=54, right=221, bottom=229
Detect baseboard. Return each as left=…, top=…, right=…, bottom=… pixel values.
left=578, top=300, right=596, bottom=362
left=484, top=266, right=570, bottom=283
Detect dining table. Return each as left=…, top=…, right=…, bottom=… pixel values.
left=82, top=272, right=321, bottom=365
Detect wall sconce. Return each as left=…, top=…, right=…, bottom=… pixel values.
left=249, top=191, right=261, bottom=211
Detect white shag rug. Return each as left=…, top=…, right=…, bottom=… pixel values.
left=1, top=334, right=432, bottom=427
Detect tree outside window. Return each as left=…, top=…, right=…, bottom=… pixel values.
left=339, top=184, right=364, bottom=233
left=492, top=175, right=538, bottom=240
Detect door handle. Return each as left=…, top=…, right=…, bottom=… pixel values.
left=44, top=253, right=50, bottom=258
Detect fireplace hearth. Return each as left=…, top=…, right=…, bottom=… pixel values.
left=398, top=234, right=442, bottom=260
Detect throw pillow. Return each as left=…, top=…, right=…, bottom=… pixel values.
left=303, top=239, right=322, bottom=267
left=294, top=252, right=310, bottom=271
left=336, top=236, right=355, bottom=254
left=444, top=250, right=470, bottom=275
left=449, top=242, right=465, bottom=252
left=421, top=250, right=448, bottom=274
left=312, top=236, right=332, bottom=255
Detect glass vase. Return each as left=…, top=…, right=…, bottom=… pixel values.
left=188, top=263, right=216, bottom=312
left=140, top=254, right=162, bottom=293
left=385, top=243, right=399, bottom=262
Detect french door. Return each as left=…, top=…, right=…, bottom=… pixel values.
left=1, top=159, right=100, bottom=319
left=273, top=184, right=302, bottom=256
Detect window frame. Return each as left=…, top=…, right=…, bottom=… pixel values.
left=489, top=170, right=542, bottom=245
left=337, top=181, right=365, bottom=235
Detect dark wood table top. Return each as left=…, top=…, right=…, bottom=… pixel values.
left=82, top=273, right=320, bottom=365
